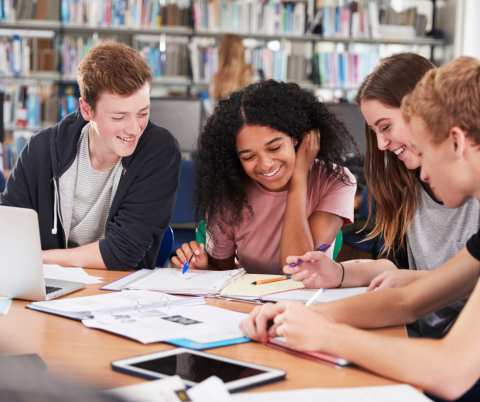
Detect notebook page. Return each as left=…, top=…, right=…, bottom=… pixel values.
left=220, top=275, right=305, bottom=297
left=127, top=268, right=245, bottom=292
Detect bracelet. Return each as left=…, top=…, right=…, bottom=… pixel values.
left=336, top=262, right=345, bottom=288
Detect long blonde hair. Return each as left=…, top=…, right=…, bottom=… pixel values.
left=211, top=34, right=253, bottom=100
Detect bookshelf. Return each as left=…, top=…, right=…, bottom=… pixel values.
left=1, top=0, right=447, bottom=173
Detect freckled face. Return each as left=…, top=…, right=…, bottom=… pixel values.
left=88, top=83, right=151, bottom=158
left=361, top=99, right=421, bottom=170
left=409, top=115, right=471, bottom=209
left=236, top=125, right=297, bottom=192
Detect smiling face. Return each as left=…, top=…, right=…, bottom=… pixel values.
left=236, top=125, right=297, bottom=192
left=361, top=99, right=421, bottom=170
left=81, top=83, right=151, bottom=159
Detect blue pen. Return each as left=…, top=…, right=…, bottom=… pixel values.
left=182, top=253, right=195, bottom=274
left=289, top=243, right=331, bottom=268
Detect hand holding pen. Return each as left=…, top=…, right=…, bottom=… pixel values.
left=283, top=244, right=344, bottom=289
left=251, top=244, right=330, bottom=286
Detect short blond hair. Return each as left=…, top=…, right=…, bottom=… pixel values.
left=77, top=41, right=152, bottom=113
left=401, top=56, right=480, bottom=145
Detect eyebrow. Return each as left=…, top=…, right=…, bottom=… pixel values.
left=373, top=117, right=390, bottom=126
left=237, top=137, right=283, bottom=156
left=110, top=105, right=150, bottom=114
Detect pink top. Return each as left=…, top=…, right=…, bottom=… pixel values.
left=208, top=161, right=357, bottom=274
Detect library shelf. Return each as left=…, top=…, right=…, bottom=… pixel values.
left=3, top=122, right=54, bottom=132
left=0, top=72, right=62, bottom=82
left=1, top=21, right=444, bottom=46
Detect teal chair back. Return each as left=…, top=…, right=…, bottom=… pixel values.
left=156, top=226, right=174, bottom=268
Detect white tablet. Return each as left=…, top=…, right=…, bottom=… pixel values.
left=111, top=348, right=286, bottom=392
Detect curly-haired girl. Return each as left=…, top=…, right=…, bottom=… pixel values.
left=172, top=80, right=357, bottom=274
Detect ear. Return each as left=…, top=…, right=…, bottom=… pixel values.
left=449, top=126, right=467, bottom=158
left=79, top=98, right=93, bottom=121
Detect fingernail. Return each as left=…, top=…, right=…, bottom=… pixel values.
left=195, top=249, right=200, bottom=255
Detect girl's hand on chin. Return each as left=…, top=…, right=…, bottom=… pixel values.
left=292, top=129, right=321, bottom=179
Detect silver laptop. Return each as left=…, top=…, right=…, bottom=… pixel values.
left=0, top=205, right=86, bottom=301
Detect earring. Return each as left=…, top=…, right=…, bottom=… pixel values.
left=294, top=139, right=298, bottom=145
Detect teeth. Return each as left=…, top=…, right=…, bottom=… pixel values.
left=394, top=146, right=406, bottom=156
left=262, top=165, right=282, bottom=177
left=119, top=137, right=134, bottom=142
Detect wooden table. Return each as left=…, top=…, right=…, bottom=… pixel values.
left=0, top=270, right=407, bottom=393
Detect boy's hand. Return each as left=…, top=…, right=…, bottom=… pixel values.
left=172, top=241, right=209, bottom=270
left=292, top=130, right=320, bottom=180
left=283, top=251, right=343, bottom=289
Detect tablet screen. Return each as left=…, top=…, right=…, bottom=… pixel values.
left=131, top=352, right=267, bottom=383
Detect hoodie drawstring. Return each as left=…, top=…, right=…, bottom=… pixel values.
left=52, top=178, right=58, bottom=235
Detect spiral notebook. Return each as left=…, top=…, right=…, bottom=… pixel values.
left=219, top=274, right=305, bottom=301
left=266, top=337, right=350, bottom=368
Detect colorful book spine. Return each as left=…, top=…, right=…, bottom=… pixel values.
left=313, top=48, right=380, bottom=88
left=60, top=0, right=190, bottom=27
left=193, top=0, right=306, bottom=36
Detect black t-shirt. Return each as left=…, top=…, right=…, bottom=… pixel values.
left=467, top=229, right=480, bottom=261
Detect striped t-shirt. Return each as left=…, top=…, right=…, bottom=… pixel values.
left=68, top=124, right=122, bottom=248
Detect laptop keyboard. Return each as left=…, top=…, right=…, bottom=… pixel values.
left=45, top=286, right=63, bottom=294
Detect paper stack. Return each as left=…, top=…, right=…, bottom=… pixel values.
left=27, top=290, right=205, bottom=320
left=43, top=264, right=104, bottom=284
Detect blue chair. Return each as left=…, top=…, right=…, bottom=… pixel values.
left=156, top=226, right=174, bottom=268
left=342, top=186, right=384, bottom=258
left=0, top=172, right=6, bottom=193
left=170, top=159, right=197, bottom=253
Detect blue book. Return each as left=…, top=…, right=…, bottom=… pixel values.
left=119, top=0, right=126, bottom=25
left=167, top=337, right=250, bottom=350
left=61, top=0, right=69, bottom=23
left=335, top=6, right=341, bottom=35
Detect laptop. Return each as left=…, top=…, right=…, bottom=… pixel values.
left=0, top=205, right=86, bottom=301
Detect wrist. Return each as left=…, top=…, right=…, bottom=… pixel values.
left=290, top=171, right=308, bottom=186
left=335, top=262, right=345, bottom=288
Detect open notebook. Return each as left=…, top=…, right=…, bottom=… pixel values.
left=101, top=268, right=246, bottom=295
left=219, top=275, right=305, bottom=301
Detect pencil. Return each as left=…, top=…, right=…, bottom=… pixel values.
left=251, top=276, right=292, bottom=285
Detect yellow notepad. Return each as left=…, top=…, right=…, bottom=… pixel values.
left=220, top=274, right=305, bottom=300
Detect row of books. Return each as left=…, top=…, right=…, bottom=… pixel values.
left=312, top=50, right=380, bottom=88
left=61, top=35, right=102, bottom=77
left=60, top=0, right=191, bottom=27
left=189, top=39, right=217, bottom=82
left=193, top=0, right=306, bottom=35
left=2, top=84, right=59, bottom=129
left=316, top=1, right=428, bottom=39
left=0, top=36, right=31, bottom=77
left=1, top=0, right=60, bottom=22
left=0, top=36, right=56, bottom=77
left=138, top=40, right=189, bottom=77
left=317, top=1, right=381, bottom=39
left=190, top=42, right=293, bottom=83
